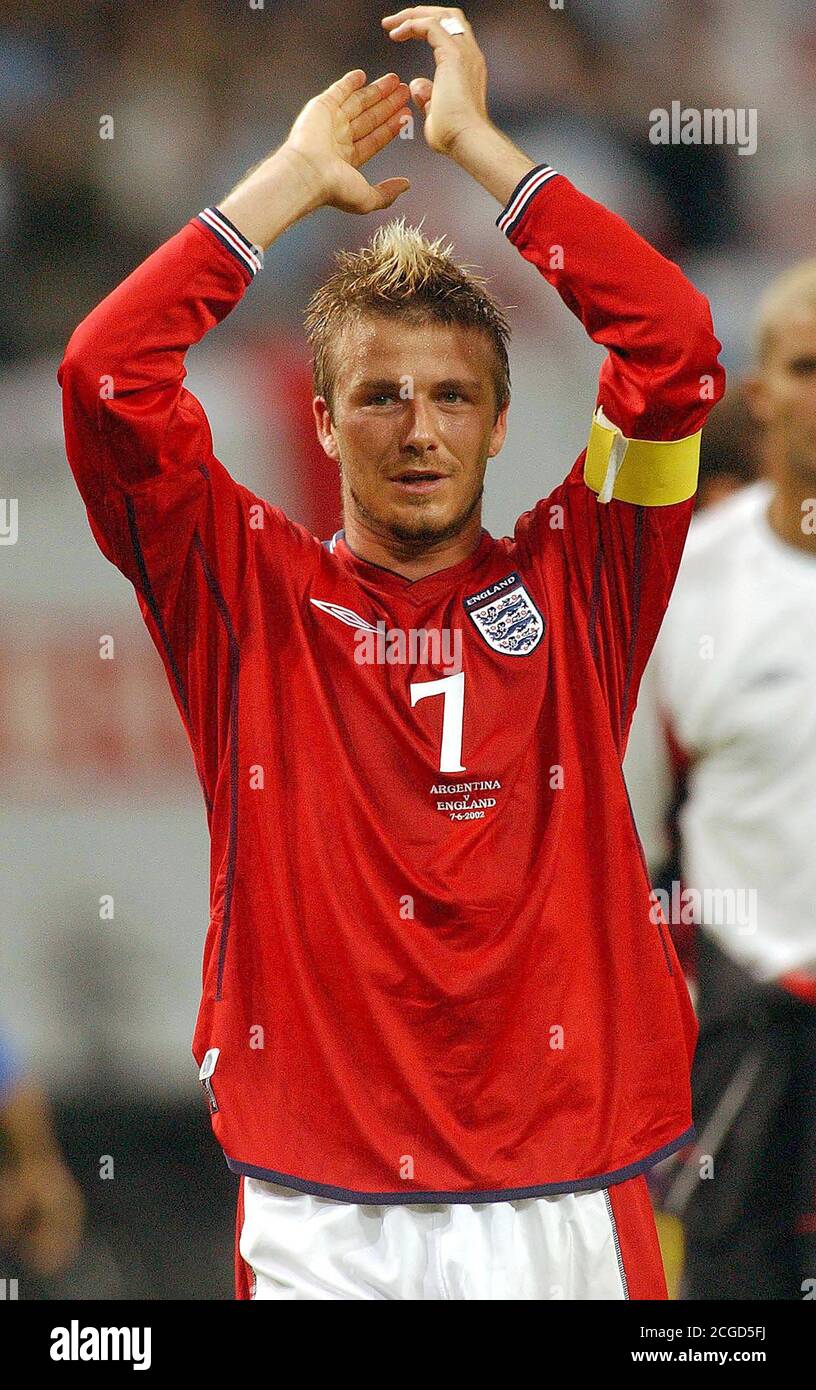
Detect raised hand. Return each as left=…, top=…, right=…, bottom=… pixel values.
left=382, top=7, right=490, bottom=156
left=285, top=69, right=412, bottom=214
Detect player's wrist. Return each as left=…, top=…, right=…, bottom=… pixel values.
left=446, top=118, right=495, bottom=163
left=448, top=121, right=535, bottom=205
left=217, top=145, right=327, bottom=251
left=276, top=142, right=333, bottom=207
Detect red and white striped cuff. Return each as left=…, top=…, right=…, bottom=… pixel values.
left=496, top=164, right=560, bottom=238
left=196, top=206, right=264, bottom=277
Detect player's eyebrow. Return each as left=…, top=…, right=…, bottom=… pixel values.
left=353, top=376, right=484, bottom=393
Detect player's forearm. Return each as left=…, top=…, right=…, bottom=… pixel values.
left=448, top=121, right=535, bottom=207
left=63, top=150, right=304, bottom=396
left=217, top=144, right=327, bottom=252
left=493, top=165, right=725, bottom=439
left=59, top=215, right=253, bottom=397
left=57, top=205, right=258, bottom=520
left=58, top=143, right=326, bottom=561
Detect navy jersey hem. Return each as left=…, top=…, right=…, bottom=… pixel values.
left=224, top=1125, right=695, bottom=1204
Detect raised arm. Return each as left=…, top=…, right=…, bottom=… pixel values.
left=58, top=71, right=414, bottom=802
left=489, top=159, right=723, bottom=502
left=383, top=5, right=725, bottom=753
left=57, top=205, right=264, bottom=585
left=385, top=5, right=724, bottom=493
left=59, top=70, right=413, bottom=583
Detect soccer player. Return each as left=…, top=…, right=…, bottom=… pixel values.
left=58, top=8, right=724, bottom=1299
left=652, top=260, right=816, bottom=1299
left=624, top=386, right=762, bottom=926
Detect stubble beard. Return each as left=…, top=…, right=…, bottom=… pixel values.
left=346, top=476, right=485, bottom=551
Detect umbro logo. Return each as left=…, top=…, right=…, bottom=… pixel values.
left=310, top=598, right=380, bottom=633
left=310, top=598, right=461, bottom=673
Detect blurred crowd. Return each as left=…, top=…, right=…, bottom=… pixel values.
left=2, top=0, right=816, bottom=364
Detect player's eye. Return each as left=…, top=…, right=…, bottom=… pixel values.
left=789, top=356, right=816, bottom=377
left=366, top=388, right=465, bottom=405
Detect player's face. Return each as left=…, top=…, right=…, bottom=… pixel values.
left=314, top=315, right=508, bottom=548
left=749, top=306, right=816, bottom=482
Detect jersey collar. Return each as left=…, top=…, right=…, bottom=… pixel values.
left=329, top=528, right=496, bottom=603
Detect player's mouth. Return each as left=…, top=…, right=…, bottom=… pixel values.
left=389, top=469, right=448, bottom=495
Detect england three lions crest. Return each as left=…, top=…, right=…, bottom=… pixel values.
left=463, top=572, right=545, bottom=657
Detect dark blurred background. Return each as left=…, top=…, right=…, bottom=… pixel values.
left=1, top=0, right=813, bottom=1299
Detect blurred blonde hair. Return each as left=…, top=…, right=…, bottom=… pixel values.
left=756, top=258, right=816, bottom=363
left=304, top=218, right=511, bottom=420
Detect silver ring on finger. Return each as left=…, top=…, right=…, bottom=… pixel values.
left=440, top=15, right=466, bottom=36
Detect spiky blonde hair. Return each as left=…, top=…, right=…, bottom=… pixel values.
left=304, top=218, right=512, bottom=420
left=756, top=258, right=816, bottom=363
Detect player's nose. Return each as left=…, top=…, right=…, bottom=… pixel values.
left=400, top=395, right=439, bottom=451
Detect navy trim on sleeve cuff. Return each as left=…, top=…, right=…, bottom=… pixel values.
left=496, top=164, right=559, bottom=238
left=196, top=207, right=264, bottom=276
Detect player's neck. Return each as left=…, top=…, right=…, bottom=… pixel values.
left=341, top=511, right=485, bottom=581
left=766, top=461, right=816, bottom=557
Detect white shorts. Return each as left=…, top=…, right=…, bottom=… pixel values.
left=237, top=1173, right=666, bottom=1300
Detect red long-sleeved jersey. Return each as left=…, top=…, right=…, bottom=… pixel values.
left=59, top=165, right=724, bottom=1201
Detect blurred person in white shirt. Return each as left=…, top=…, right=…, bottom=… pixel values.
left=642, top=263, right=816, bottom=1298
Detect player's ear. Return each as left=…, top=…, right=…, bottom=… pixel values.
left=313, top=396, right=340, bottom=460
left=487, top=398, right=509, bottom=459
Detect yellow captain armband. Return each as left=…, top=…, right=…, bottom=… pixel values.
left=584, top=407, right=701, bottom=506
